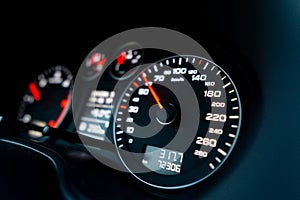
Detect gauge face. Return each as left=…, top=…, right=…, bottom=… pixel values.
left=109, top=42, right=144, bottom=80
left=18, top=66, right=73, bottom=130
left=109, top=49, right=143, bottom=80
left=113, top=55, right=242, bottom=189
left=82, top=52, right=107, bottom=80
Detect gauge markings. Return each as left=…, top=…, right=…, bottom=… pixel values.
left=117, top=118, right=122, bottom=122
left=116, top=131, right=124, bottom=135
left=215, top=157, right=221, bottom=163
left=217, top=148, right=227, bottom=156
left=223, top=82, right=231, bottom=88
left=133, top=82, right=139, bottom=88
left=229, top=115, right=239, bottom=119
left=203, top=62, right=209, bottom=70
left=179, top=57, right=182, bottom=65
left=231, top=125, right=238, bottom=128
left=209, top=163, right=215, bottom=170
left=119, top=105, right=127, bottom=109
left=225, top=142, right=232, bottom=147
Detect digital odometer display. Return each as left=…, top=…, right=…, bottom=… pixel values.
left=143, top=145, right=184, bottom=176
left=113, top=55, right=242, bottom=189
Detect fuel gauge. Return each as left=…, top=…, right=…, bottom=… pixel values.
left=109, top=42, right=143, bottom=80
left=18, top=65, right=73, bottom=137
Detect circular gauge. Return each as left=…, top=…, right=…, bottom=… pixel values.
left=113, top=55, right=242, bottom=189
left=18, top=66, right=73, bottom=132
left=81, top=52, right=107, bottom=81
left=109, top=42, right=143, bottom=80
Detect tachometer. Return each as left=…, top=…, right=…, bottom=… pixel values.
left=113, top=55, right=242, bottom=189
left=18, top=66, right=73, bottom=137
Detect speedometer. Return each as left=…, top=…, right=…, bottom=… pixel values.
left=113, top=55, right=242, bottom=189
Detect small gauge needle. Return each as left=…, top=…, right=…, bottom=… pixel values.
left=142, top=73, right=163, bottom=109
left=29, top=82, right=41, bottom=101
left=96, top=57, right=107, bottom=67
left=117, top=51, right=126, bottom=65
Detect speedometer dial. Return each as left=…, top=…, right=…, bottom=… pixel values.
left=113, top=55, right=242, bottom=189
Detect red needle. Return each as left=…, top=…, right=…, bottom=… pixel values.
left=29, top=82, right=41, bottom=101
left=96, top=57, right=107, bottom=67
left=142, top=73, right=163, bottom=110
left=117, top=51, right=126, bottom=64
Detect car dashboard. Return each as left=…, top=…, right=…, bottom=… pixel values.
left=0, top=1, right=299, bottom=199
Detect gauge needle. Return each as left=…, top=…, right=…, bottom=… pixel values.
left=142, top=73, right=163, bottom=109
left=117, top=51, right=126, bottom=65
left=96, top=57, right=107, bottom=67
left=29, top=82, right=41, bottom=101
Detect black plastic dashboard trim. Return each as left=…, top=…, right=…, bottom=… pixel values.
left=0, top=137, right=83, bottom=200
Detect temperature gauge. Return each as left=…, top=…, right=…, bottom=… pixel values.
left=81, top=52, right=107, bottom=81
